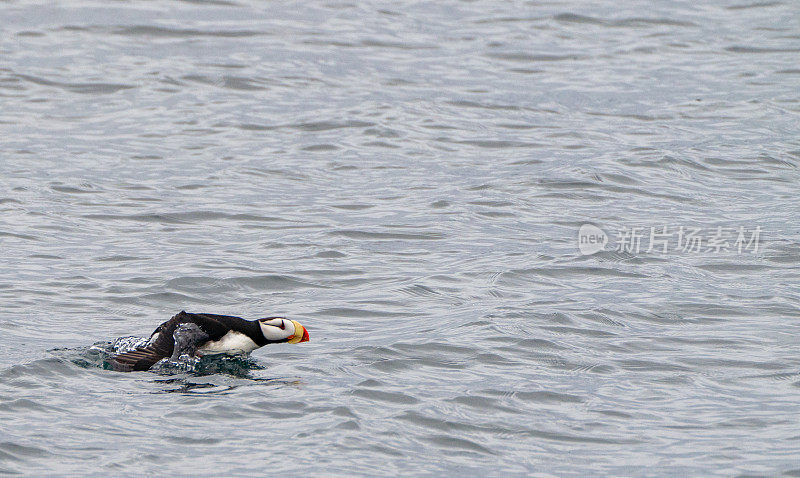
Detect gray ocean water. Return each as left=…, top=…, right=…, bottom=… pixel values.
left=1, top=0, right=799, bottom=475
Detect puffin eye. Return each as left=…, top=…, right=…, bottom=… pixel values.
left=260, top=318, right=286, bottom=329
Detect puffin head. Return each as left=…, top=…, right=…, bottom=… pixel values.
left=257, top=317, right=310, bottom=344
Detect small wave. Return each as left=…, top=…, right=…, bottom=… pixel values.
left=111, top=25, right=261, bottom=38
left=15, top=74, right=133, bottom=94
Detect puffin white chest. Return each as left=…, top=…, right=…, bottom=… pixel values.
left=196, top=331, right=259, bottom=355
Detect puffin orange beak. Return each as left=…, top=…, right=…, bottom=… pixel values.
left=288, top=320, right=310, bottom=344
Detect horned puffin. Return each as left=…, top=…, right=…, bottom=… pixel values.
left=109, top=310, right=310, bottom=372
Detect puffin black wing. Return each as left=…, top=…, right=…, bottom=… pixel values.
left=109, top=344, right=170, bottom=372
left=109, top=311, right=235, bottom=372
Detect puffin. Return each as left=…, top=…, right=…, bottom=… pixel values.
left=109, top=310, right=310, bottom=372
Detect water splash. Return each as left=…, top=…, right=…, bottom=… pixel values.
left=62, top=337, right=266, bottom=378
left=111, top=335, right=150, bottom=354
